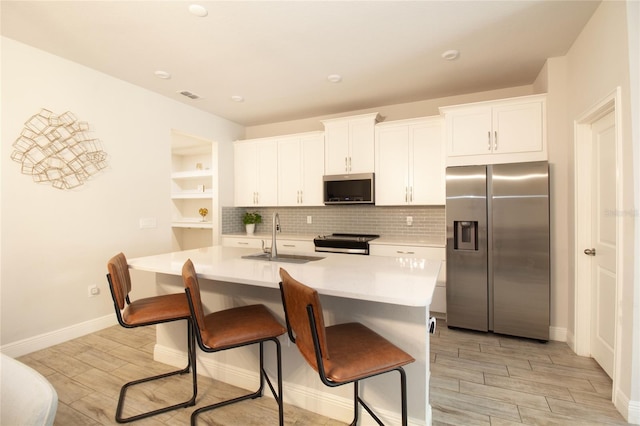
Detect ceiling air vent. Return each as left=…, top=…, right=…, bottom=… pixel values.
left=178, top=90, right=202, bottom=100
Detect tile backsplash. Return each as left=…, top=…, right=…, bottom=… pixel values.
left=222, top=205, right=445, bottom=240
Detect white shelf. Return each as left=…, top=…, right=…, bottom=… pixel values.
left=172, top=220, right=213, bottom=229
left=171, top=191, right=213, bottom=199
left=171, top=170, right=213, bottom=180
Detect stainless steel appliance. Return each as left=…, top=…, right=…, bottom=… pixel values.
left=323, top=173, right=375, bottom=204
left=446, top=161, right=550, bottom=341
left=314, top=233, right=379, bottom=255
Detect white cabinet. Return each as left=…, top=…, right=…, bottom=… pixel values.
left=375, top=116, right=445, bottom=205
left=369, top=244, right=447, bottom=313
left=222, top=236, right=265, bottom=249
left=322, top=113, right=380, bottom=174
left=234, top=138, right=278, bottom=206
left=277, top=132, right=325, bottom=206
left=171, top=130, right=217, bottom=251
left=440, top=94, right=546, bottom=166
left=222, top=236, right=315, bottom=253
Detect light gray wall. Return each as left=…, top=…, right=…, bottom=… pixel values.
left=0, top=37, right=243, bottom=350
left=562, top=1, right=638, bottom=419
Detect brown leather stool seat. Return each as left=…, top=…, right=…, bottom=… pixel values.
left=106, top=252, right=197, bottom=423
left=182, top=259, right=285, bottom=426
left=279, top=268, right=414, bottom=426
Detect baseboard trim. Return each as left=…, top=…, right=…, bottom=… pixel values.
left=615, top=388, right=640, bottom=424
left=0, top=314, right=117, bottom=358
left=549, top=326, right=567, bottom=342
left=155, top=344, right=427, bottom=426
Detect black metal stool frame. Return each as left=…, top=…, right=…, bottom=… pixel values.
left=184, top=287, right=284, bottom=426
left=106, top=273, right=198, bottom=423
left=279, top=282, right=409, bottom=426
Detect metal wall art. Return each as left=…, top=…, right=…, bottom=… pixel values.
left=11, top=109, right=108, bottom=190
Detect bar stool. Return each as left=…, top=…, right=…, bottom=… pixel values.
left=181, top=259, right=285, bottom=426
left=278, top=268, right=415, bottom=426
left=106, top=252, right=197, bottom=423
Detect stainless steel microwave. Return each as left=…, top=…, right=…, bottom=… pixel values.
left=323, top=173, right=375, bottom=204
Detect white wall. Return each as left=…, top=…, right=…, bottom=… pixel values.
left=561, top=1, right=638, bottom=421
left=0, top=37, right=242, bottom=354
left=245, top=86, right=535, bottom=139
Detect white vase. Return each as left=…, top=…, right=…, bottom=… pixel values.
left=245, top=223, right=255, bottom=234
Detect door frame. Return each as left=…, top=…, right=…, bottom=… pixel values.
left=573, top=87, right=623, bottom=403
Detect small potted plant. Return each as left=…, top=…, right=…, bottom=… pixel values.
left=242, top=211, right=262, bottom=234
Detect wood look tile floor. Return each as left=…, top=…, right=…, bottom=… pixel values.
left=16, top=320, right=629, bottom=425
left=430, top=319, right=628, bottom=425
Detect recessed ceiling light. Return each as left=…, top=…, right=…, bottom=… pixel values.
left=154, top=70, right=172, bottom=79
left=188, top=4, right=208, bottom=17
left=327, top=74, right=342, bottom=83
left=231, top=95, right=244, bottom=102
left=441, top=50, right=460, bottom=61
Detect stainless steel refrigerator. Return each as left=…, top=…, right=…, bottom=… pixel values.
left=446, top=161, right=550, bottom=341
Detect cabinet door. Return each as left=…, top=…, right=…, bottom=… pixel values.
left=376, top=125, right=409, bottom=205
left=446, top=107, right=492, bottom=157
left=255, top=140, right=278, bottom=206
left=278, top=138, right=302, bottom=206
left=324, top=121, right=350, bottom=174
left=411, top=120, right=445, bottom=205
left=299, top=134, right=325, bottom=205
left=234, top=142, right=258, bottom=206
left=492, top=101, right=544, bottom=154
left=348, top=118, right=375, bottom=173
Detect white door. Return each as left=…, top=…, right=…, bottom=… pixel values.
left=588, top=111, right=616, bottom=378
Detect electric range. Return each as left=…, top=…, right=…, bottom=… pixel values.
left=313, top=233, right=380, bottom=255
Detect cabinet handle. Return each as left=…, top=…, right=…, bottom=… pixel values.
left=487, top=131, right=491, bottom=151
left=283, top=244, right=295, bottom=248
left=348, top=157, right=352, bottom=172
left=405, top=187, right=408, bottom=202
left=494, top=131, right=498, bottom=150
left=410, top=186, right=413, bottom=202
left=299, top=190, right=303, bottom=204
left=238, top=242, right=249, bottom=245
left=345, top=157, right=348, bottom=172
left=396, top=250, right=415, bottom=255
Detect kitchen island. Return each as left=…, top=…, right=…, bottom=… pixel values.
left=129, top=245, right=440, bottom=425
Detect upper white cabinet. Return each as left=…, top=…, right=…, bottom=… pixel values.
left=440, top=94, right=547, bottom=166
left=171, top=130, right=218, bottom=251
left=278, top=132, right=325, bottom=206
left=322, top=113, right=380, bottom=174
left=375, top=116, right=445, bottom=205
left=234, top=138, right=278, bottom=206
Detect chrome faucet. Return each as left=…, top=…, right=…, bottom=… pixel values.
left=271, top=212, right=280, bottom=259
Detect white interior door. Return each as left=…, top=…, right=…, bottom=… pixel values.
left=588, top=111, right=617, bottom=378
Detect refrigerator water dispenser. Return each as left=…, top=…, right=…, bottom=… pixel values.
left=454, top=221, right=478, bottom=251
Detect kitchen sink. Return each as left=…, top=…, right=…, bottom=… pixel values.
left=241, top=252, right=325, bottom=264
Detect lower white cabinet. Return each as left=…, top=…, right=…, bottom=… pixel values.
left=369, top=244, right=446, bottom=313
left=222, top=236, right=265, bottom=249
left=222, top=236, right=315, bottom=253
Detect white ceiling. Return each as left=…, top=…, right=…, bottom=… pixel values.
left=1, top=1, right=600, bottom=126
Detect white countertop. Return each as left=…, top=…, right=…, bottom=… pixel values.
left=129, top=245, right=441, bottom=307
